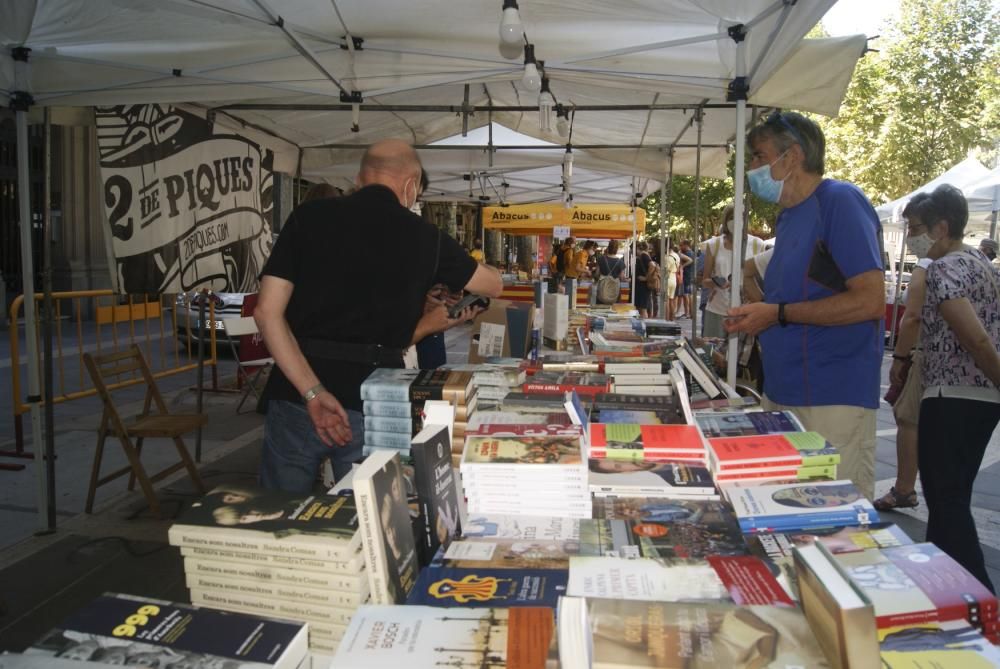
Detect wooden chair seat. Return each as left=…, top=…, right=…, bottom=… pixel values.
left=128, top=414, right=209, bottom=438
left=83, top=344, right=206, bottom=518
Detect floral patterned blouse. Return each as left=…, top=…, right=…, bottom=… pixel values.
left=921, top=247, right=1000, bottom=401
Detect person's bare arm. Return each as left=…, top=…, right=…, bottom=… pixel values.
left=679, top=254, right=693, bottom=268
left=938, top=297, right=1000, bottom=387
left=700, top=250, right=718, bottom=290
left=463, top=263, right=504, bottom=297
left=411, top=292, right=482, bottom=344
left=254, top=275, right=351, bottom=446
left=725, top=269, right=885, bottom=336
left=889, top=267, right=927, bottom=384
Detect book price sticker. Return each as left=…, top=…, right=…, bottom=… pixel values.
left=444, top=540, right=497, bottom=561
left=478, top=322, right=506, bottom=357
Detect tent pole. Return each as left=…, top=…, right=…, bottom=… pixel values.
left=41, top=106, right=56, bottom=531
left=690, top=109, right=704, bottom=343
left=727, top=34, right=748, bottom=389
left=664, top=151, right=675, bottom=321
left=889, top=225, right=907, bottom=348
left=13, top=48, right=50, bottom=530
left=658, top=181, right=667, bottom=318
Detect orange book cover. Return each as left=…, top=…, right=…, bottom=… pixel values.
left=708, top=434, right=802, bottom=468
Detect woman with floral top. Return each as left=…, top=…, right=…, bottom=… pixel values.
left=910, top=184, right=1000, bottom=593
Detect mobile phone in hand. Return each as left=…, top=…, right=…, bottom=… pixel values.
left=448, top=294, right=490, bottom=318
left=711, top=276, right=728, bottom=288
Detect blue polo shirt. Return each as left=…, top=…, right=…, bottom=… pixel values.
left=759, top=179, right=883, bottom=409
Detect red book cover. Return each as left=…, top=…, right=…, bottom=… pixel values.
left=707, top=555, right=795, bottom=606
left=885, top=543, right=998, bottom=628
left=523, top=373, right=611, bottom=397
left=713, top=468, right=801, bottom=482
left=707, top=434, right=802, bottom=468
left=590, top=424, right=705, bottom=453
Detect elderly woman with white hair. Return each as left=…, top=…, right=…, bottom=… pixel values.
left=908, top=183, right=1000, bottom=593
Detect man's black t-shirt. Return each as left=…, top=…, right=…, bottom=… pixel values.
left=260, top=184, right=477, bottom=411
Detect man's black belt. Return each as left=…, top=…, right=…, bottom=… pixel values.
left=300, top=339, right=405, bottom=366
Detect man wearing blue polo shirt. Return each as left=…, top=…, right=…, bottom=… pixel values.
left=725, top=112, right=884, bottom=499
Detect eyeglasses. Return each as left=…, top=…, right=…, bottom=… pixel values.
left=765, top=111, right=806, bottom=148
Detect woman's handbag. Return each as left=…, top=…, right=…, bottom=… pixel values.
left=883, top=356, right=913, bottom=406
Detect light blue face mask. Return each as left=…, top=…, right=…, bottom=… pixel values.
left=747, top=151, right=788, bottom=204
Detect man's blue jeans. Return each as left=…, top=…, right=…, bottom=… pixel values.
left=260, top=399, right=364, bottom=494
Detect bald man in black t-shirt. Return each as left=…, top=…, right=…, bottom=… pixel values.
left=255, top=139, right=503, bottom=492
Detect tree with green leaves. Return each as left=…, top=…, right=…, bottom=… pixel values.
left=820, top=0, right=1000, bottom=204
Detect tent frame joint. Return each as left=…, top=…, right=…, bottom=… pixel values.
left=727, top=23, right=747, bottom=43
left=10, top=91, right=34, bottom=112
left=727, top=76, right=749, bottom=102
left=339, top=90, right=363, bottom=104
left=340, top=36, right=365, bottom=51
left=11, top=46, right=31, bottom=62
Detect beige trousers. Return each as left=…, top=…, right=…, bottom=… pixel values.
left=762, top=397, right=877, bottom=500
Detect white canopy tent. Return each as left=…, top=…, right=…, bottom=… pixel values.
left=2, top=0, right=868, bottom=525
left=963, top=166, right=1000, bottom=239
left=876, top=157, right=991, bottom=225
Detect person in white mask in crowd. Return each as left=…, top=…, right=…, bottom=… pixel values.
left=724, top=111, right=885, bottom=500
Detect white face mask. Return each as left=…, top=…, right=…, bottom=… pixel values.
left=906, top=232, right=935, bottom=259
left=401, top=179, right=417, bottom=209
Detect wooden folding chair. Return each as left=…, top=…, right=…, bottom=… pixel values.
left=83, top=344, right=207, bottom=517
left=222, top=316, right=274, bottom=414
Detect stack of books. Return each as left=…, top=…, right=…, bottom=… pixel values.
left=706, top=432, right=839, bottom=483
left=723, top=479, right=880, bottom=534
left=23, top=592, right=308, bottom=669
left=605, top=360, right=673, bottom=396
left=167, top=485, right=366, bottom=654
left=460, top=426, right=590, bottom=518
left=361, top=368, right=476, bottom=457
left=522, top=370, right=611, bottom=398
left=589, top=423, right=706, bottom=462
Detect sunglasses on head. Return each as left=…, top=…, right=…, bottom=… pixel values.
left=765, top=111, right=806, bottom=148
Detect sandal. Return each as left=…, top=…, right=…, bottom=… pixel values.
left=873, top=486, right=918, bottom=511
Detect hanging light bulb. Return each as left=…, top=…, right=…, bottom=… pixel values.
left=563, top=146, right=573, bottom=182
left=555, top=106, right=569, bottom=138
left=538, top=77, right=554, bottom=132
left=499, top=0, right=523, bottom=45
left=521, top=43, right=541, bottom=92
left=499, top=40, right=523, bottom=60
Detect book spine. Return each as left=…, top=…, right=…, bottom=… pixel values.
left=364, top=415, right=417, bottom=434
left=353, top=475, right=394, bottom=606
left=522, top=382, right=608, bottom=397
left=411, top=444, right=436, bottom=566
left=183, top=557, right=365, bottom=591
left=365, top=430, right=413, bottom=449
left=188, top=590, right=356, bottom=631
left=798, top=453, right=841, bottom=467
left=740, top=510, right=877, bottom=533
left=360, top=382, right=411, bottom=402
left=363, top=401, right=413, bottom=418
left=797, top=464, right=838, bottom=479
left=185, top=573, right=367, bottom=607
left=167, top=525, right=360, bottom=562
left=180, top=546, right=364, bottom=573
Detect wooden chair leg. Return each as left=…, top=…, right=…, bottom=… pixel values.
left=128, top=437, right=145, bottom=491
left=86, top=419, right=110, bottom=514
left=172, top=437, right=206, bottom=495
left=117, top=435, right=161, bottom=518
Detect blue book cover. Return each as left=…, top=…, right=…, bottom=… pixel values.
left=405, top=567, right=567, bottom=607
left=363, top=400, right=416, bottom=418
left=27, top=592, right=306, bottom=667
left=360, top=369, right=419, bottom=402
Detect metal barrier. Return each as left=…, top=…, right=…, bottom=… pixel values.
left=7, top=290, right=219, bottom=455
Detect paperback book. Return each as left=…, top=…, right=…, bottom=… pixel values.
left=168, top=486, right=361, bottom=561
left=726, top=480, right=880, bottom=533
left=558, top=596, right=830, bottom=669
left=353, top=450, right=419, bottom=605
left=587, top=458, right=716, bottom=498
left=406, top=566, right=568, bottom=607
left=25, top=592, right=307, bottom=669
left=410, top=424, right=461, bottom=566
left=589, top=423, right=706, bottom=461
left=696, top=410, right=803, bottom=438
left=333, top=605, right=554, bottom=669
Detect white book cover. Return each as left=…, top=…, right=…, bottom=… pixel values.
left=728, top=480, right=878, bottom=529
left=568, top=556, right=729, bottom=601
left=610, top=374, right=670, bottom=386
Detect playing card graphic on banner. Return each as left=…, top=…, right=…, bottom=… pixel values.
left=96, top=105, right=273, bottom=294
